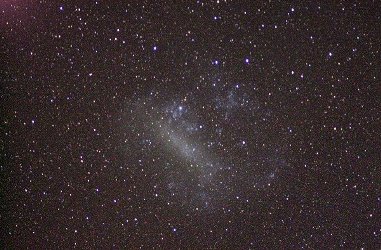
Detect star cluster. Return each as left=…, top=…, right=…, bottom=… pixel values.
left=2, top=1, right=380, bottom=248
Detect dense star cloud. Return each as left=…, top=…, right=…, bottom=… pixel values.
left=1, top=1, right=380, bottom=248
left=123, top=84, right=287, bottom=211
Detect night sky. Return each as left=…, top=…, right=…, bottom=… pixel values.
left=2, top=0, right=381, bottom=248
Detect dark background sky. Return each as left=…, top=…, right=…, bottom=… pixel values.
left=1, top=0, right=380, bottom=248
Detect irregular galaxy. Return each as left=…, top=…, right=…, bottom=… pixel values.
left=2, top=1, right=380, bottom=249
left=124, top=85, right=287, bottom=211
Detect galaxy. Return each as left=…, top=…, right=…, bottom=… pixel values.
left=124, top=83, right=287, bottom=212
left=2, top=1, right=381, bottom=248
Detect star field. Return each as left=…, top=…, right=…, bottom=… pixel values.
left=1, top=1, right=381, bottom=248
